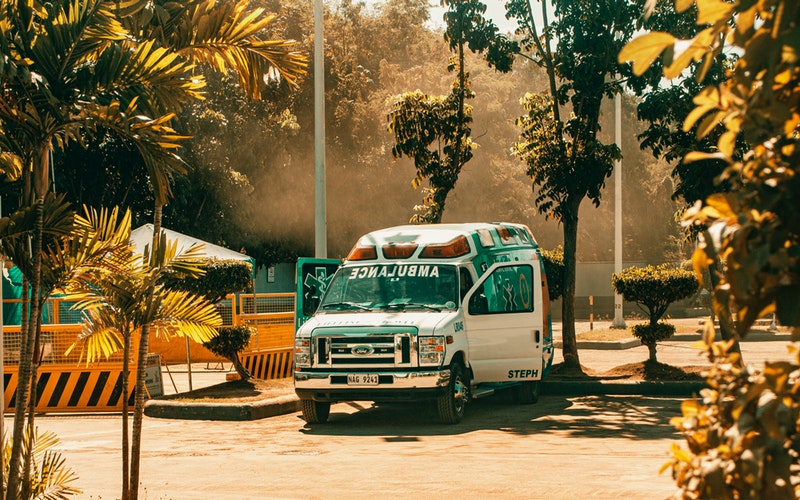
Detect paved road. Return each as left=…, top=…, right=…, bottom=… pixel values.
left=13, top=318, right=796, bottom=499
left=36, top=393, right=683, bottom=499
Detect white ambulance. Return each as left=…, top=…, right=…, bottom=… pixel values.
left=293, top=223, right=554, bottom=424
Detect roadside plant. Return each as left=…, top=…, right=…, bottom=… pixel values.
left=2, top=427, right=80, bottom=499
left=612, top=265, right=698, bottom=362
left=203, top=325, right=255, bottom=380
left=620, top=0, right=800, bottom=496
left=540, top=246, right=564, bottom=301
left=66, top=228, right=222, bottom=499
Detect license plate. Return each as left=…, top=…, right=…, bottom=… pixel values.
left=347, top=373, right=379, bottom=386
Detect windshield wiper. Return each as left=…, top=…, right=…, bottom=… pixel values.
left=381, top=302, right=442, bottom=312
left=320, top=301, right=371, bottom=311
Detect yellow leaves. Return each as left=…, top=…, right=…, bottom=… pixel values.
left=617, top=32, right=676, bottom=76
left=695, top=0, right=734, bottom=26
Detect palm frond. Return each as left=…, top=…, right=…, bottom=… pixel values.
left=3, top=428, right=81, bottom=499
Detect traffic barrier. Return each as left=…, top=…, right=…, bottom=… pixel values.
left=242, top=347, right=293, bottom=380
left=4, top=363, right=135, bottom=413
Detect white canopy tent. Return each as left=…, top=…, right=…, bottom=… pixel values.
left=130, top=224, right=256, bottom=275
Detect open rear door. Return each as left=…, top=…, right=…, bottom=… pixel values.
left=462, top=262, right=545, bottom=383
left=295, top=257, right=341, bottom=331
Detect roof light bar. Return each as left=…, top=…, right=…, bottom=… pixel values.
left=419, top=235, right=471, bottom=258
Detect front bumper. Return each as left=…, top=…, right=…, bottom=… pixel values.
left=294, top=368, right=451, bottom=403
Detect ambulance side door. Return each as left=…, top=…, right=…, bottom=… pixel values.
left=462, top=261, right=544, bottom=383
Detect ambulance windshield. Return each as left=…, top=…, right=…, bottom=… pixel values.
left=319, top=263, right=458, bottom=312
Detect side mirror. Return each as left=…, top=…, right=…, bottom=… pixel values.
left=469, top=293, right=488, bottom=315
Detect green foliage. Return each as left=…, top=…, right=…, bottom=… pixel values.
left=203, top=324, right=254, bottom=380
left=613, top=264, right=696, bottom=362
left=165, top=259, right=253, bottom=303
left=3, top=427, right=81, bottom=499
left=612, top=264, right=699, bottom=325
left=630, top=321, right=675, bottom=347
left=667, top=333, right=800, bottom=499
left=203, top=325, right=252, bottom=358
left=540, top=246, right=564, bottom=301
left=621, top=0, right=800, bottom=495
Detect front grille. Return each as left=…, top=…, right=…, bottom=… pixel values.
left=312, top=332, right=417, bottom=368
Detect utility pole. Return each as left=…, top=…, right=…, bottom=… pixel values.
left=612, top=82, right=626, bottom=329
left=314, top=0, right=327, bottom=258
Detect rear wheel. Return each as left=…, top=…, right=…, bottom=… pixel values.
left=437, top=362, right=468, bottom=424
left=515, top=380, right=540, bottom=404
left=300, top=399, right=331, bottom=423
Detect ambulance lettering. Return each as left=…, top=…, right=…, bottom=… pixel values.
left=507, top=369, right=539, bottom=379
left=347, top=264, right=441, bottom=279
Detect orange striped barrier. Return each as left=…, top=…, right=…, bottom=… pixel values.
left=241, top=347, right=293, bottom=380
left=4, top=364, right=135, bottom=413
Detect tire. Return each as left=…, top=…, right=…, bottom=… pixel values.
left=515, top=380, right=540, bottom=404
left=300, top=399, right=331, bottom=424
left=437, top=362, right=469, bottom=424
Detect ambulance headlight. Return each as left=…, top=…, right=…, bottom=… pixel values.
left=295, top=338, right=311, bottom=368
left=419, top=336, right=445, bottom=366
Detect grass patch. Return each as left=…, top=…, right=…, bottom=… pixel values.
left=577, top=321, right=704, bottom=341
left=577, top=328, right=634, bottom=342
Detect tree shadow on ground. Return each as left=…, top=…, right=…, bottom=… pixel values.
left=298, top=393, right=684, bottom=442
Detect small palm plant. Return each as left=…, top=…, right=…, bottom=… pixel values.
left=65, top=228, right=221, bottom=498
left=2, top=427, right=81, bottom=499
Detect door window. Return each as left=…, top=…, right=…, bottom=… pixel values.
left=468, top=264, right=534, bottom=315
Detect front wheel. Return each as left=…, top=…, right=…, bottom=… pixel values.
left=300, top=399, right=331, bottom=423
left=437, top=362, right=469, bottom=424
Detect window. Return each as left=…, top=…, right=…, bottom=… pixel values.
left=469, top=264, right=534, bottom=315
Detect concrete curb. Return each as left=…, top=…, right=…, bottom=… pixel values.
left=144, top=394, right=300, bottom=421
left=145, top=380, right=708, bottom=421
left=543, top=380, right=707, bottom=397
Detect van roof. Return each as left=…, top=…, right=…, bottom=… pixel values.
left=346, top=222, right=540, bottom=263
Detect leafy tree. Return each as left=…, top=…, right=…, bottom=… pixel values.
left=612, top=264, right=698, bottom=362
left=387, top=0, right=516, bottom=223
left=621, top=0, right=800, bottom=496
left=507, top=0, right=641, bottom=372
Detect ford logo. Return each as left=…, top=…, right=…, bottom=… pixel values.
left=351, top=345, right=374, bottom=356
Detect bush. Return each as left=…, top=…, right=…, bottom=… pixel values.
left=203, top=325, right=254, bottom=380
left=540, top=246, right=564, bottom=301
left=612, top=264, right=698, bottom=362
left=166, top=259, right=252, bottom=303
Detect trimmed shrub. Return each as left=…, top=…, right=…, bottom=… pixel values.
left=203, top=325, right=254, bottom=380
left=612, top=264, right=698, bottom=362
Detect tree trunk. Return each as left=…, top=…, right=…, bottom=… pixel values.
left=647, top=342, right=658, bottom=363
left=6, top=191, right=45, bottom=498
left=121, top=327, right=132, bottom=499
left=560, top=203, right=582, bottom=372
left=230, top=354, right=251, bottom=381
left=129, top=203, right=163, bottom=500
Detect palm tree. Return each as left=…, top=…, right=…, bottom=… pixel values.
left=0, top=0, right=306, bottom=496
left=65, top=225, right=222, bottom=498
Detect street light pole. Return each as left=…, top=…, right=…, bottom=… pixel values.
left=612, top=80, right=626, bottom=329
left=314, top=0, right=327, bottom=258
